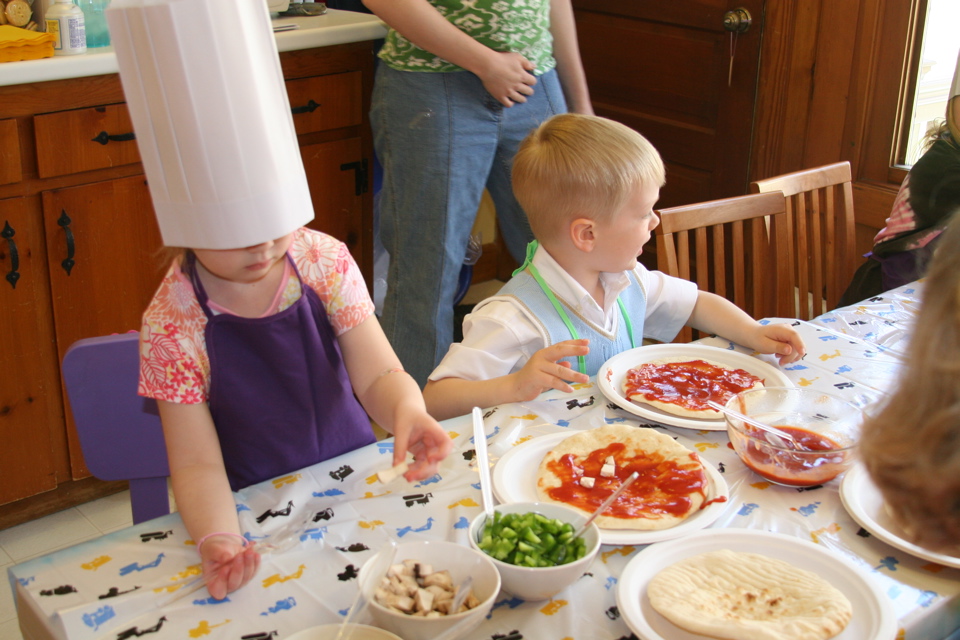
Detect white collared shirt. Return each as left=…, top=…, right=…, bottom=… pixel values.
left=428, top=245, right=698, bottom=382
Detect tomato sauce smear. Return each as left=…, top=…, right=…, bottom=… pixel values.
left=543, top=442, right=710, bottom=520
left=625, top=360, right=763, bottom=412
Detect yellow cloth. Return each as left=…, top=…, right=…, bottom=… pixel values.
left=0, top=25, right=55, bottom=62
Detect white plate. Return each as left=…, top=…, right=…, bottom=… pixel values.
left=597, top=344, right=794, bottom=430
left=491, top=431, right=729, bottom=546
left=616, top=528, right=896, bottom=640
left=841, top=464, right=960, bottom=569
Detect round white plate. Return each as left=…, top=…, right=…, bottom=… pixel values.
left=616, top=528, right=896, bottom=640
left=597, top=344, right=794, bottom=430
left=841, top=464, right=960, bottom=569
left=491, top=431, right=729, bottom=546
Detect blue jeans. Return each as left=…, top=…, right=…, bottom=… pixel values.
left=371, top=64, right=567, bottom=386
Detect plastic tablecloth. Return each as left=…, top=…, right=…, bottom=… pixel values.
left=10, top=280, right=960, bottom=640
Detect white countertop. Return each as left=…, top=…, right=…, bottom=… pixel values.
left=0, top=9, right=387, bottom=88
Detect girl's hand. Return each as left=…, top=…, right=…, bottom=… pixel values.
left=748, top=324, right=807, bottom=366
left=512, top=339, right=591, bottom=401
left=200, top=536, right=261, bottom=600
left=393, top=409, right=454, bottom=482
left=477, top=51, right=537, bottom=107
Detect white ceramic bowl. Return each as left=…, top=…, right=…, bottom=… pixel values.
left=468, top=502, right=601, bottom=601
left=286, top=623, right=402, bottom=640
left=359, top=540, right=500, bottom=640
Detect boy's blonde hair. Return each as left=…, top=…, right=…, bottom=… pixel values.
left=512, top=113, right=665, bottom=241
left=860, top=209, right=960, bottom=554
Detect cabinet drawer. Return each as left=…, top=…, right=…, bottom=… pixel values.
left=34, top=104, right=141, bottom=178
left=0, top=119, right=21, bottom=186
left=287, top=71, right=362, bottom=136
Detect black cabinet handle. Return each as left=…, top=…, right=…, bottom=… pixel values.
left=57, top=210, right=76, bottom=275
left=340, top=159, right=369, bottom=196
left=291, top=99, right=320, bottom=115
left=1, top=221, right=19, bottom=289
left=91, top=130, right=136, bottom=145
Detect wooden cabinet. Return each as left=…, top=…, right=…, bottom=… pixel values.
left=0, top=41, right=377, bottom=524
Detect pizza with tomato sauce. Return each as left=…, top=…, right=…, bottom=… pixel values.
left=623, top=357, right=765, bottom=419
left=535, top=425, right=709, bottom=531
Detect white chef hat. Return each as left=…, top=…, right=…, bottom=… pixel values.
left=107, top=0, right=313, bottom=250
left=950, top=49, right=960, bottom=143
left=952, top=48, right=960, bottom=100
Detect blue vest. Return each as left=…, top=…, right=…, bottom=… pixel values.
left=492, top=270, right=647, bottom=377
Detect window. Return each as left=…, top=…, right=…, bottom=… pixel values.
left=902, top=0, right=960, bottom=165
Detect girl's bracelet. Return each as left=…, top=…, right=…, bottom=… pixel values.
left=377, top=367, right=407, bottom=379
left=196, top=532, right=248, bottom=552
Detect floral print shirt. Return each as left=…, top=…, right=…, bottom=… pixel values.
left=138, top=227, right=374, bottom=404
left=377, top=0, right=556, bottom=75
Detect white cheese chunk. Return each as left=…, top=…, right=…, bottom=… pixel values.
left=377, top=461, right=410, bottom=484
left=580, top=476, right=595, bottom=489
left=600, top=463, right=616, bottom=478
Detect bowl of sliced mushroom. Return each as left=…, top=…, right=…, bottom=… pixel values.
left=360, top=540, right=500, bottom=640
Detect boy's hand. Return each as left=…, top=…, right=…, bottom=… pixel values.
left=512, top=339, right=591, bottom=401
left=392, top=408, right=454, bottom=482
left=747, top=324, right=807, bottom=366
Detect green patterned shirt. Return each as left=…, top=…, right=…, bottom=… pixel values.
left=378, top=0, right=556, bottom=75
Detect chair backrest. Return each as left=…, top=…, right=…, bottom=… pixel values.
left=655, top=191, right=793, bottom=343
left=62, top=333, right=170, bottom=524
left=751, top=161, right=858, bottom=320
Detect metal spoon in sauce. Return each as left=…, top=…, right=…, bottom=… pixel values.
left=707, top=400, right=806, bottom=450
left=572, top=471, right=640, bottom=540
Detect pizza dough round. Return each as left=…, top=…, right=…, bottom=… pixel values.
left=535, top=424, right=708, bottom=530
left=623, top=357, right=765, bottom=419
left=648, top=549, right=853, bottom=640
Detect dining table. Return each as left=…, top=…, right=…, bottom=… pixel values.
left=9, top=279, right=960, bottom=640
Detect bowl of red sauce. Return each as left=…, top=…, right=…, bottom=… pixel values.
left=724, top=387, right=863, bottom=487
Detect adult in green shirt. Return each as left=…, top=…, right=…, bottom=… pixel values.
left=364, top=0, right=593, bottom=387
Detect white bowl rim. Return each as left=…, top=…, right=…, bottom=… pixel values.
left=362, top=539, right=500, bottom=623
left=468, top=502, right=602, bottom=568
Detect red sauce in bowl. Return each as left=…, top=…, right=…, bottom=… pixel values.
left=735, top=425, right=851, bottom=486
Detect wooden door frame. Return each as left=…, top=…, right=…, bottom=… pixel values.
left=751, top=0, right=921, bottom=253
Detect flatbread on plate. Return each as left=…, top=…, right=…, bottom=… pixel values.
left=535, top=424, right=708, bottom=530
left=623, top=357, right=764, bottom=419
left=648, top=549, right=852, bottom=640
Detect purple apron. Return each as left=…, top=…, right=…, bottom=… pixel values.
left=188, top=253, right=375, bottom=491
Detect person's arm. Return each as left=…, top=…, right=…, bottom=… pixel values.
left=337, top=315, right=453, bottom=480
left=686, top=291, right=807, bottom=365
left=362, top=0, right=537, bottom=107
left=549, top=0, right=593, bottom=114
left=157, top=400, right=260, bottom=600
left=424, top=339, right=590, bottom=421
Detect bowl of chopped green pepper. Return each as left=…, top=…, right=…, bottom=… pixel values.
left=468, top=501, right=601, bottom=601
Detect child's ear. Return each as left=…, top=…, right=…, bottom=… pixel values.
left=570, top=218, right=597, bottom=252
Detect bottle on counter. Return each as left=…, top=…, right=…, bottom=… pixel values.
left=45, top=0, right=86, bottom=56
left=76, top=0, right=110, bottom=48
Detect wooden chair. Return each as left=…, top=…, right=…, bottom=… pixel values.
left=655, top=191, right=793, bottom=343
left=751, top=161, right=857, bottom=320
left=62, top=333, right=171, bottom=525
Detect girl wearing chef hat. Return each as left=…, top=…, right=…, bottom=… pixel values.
left=108, top=0, right=452, bottom=600
left=839, top=49, right=960, bottom=304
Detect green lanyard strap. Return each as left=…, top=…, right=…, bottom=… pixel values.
left=515, top=241, right=636, bottom=375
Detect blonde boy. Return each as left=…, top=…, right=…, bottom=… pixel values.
left=423, top=114, right=805, bottom=420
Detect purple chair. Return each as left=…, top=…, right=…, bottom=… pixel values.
left=62, top=333, right=171, bottom=524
